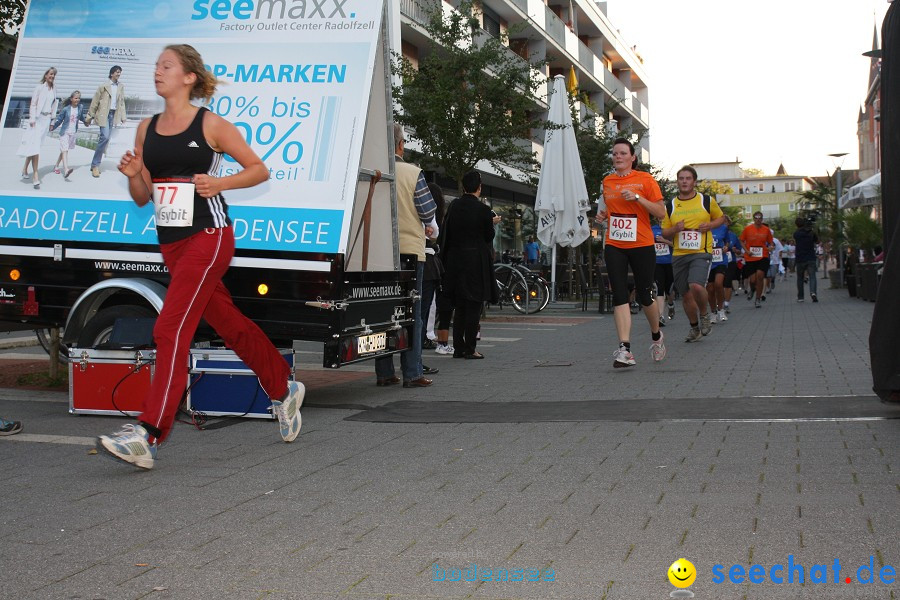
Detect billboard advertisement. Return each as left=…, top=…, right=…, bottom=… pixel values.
left=0, top=0, right=384, bottom=255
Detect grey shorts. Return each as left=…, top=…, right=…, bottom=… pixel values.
left=672, top=253, right=712, bottom=293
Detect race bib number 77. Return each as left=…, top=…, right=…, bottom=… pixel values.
left=153, top=177, right=195, bottom=227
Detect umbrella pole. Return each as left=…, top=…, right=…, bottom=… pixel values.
left=551, top=245, right=558, bottom=302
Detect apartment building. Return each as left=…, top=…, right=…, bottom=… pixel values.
left=394, top=0, right=650, bottom=250
left=693, top=161, right=815, bottom=220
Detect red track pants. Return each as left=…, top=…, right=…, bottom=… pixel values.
left=140, top=227, right=290, bottom=442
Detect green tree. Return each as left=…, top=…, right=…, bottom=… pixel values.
left=392, top=0, right=548, bottom=191
left=797, top=177, right=842, bottom=251
left=743, top=167, right=765, bottom=177
left=766, top=216, right=795, bottom=243
left=697, top=180, right=734, bottom=197
left=721, top=206, right=747, bottom=235
left=844, top=209, right=882, bottom=255
left=572, top=114, right=614, bottom=203
left=0, top=0, right=26, bottom=56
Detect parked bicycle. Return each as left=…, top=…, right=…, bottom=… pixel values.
left=493, top=260, right=550, bottom=314
left=509, top=260, right=550, bottom=313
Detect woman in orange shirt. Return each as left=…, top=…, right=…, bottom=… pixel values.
left=597, top=138, right=668, bottom=368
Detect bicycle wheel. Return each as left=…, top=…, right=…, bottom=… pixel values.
left=513, top=266, right=550, bottom=314
left=514, top=277, right=543, bottom=314
left=510, top=279, right=531, bottom=314
left=509, top=265, right=537, bottom=314
left=536, top=277, right=551, bottom=312
left=495, top=264, right=530, bottom=313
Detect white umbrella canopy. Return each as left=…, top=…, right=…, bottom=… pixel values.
left=839, top=172, right=881, bottom=209
left=535, top=76, right=591, bottom=249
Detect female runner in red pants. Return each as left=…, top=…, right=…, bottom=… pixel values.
left=97, top=45, right=303, bottom=470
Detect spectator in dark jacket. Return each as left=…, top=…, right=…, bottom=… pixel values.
left=793, top=217, right=819, bottom=302
left=439, top=171, right=498, bottom=359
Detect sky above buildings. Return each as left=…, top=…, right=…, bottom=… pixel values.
left=606, top=0, right=890, bottom=179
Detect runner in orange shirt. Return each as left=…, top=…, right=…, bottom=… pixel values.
left=739, top=211, right=775, bottom=308
left=596, top=138, right=667, bottom=368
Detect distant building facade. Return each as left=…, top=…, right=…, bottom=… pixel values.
left=857, top=25, right=881, bottom=181
left=692, top=161, right=815, bottom=220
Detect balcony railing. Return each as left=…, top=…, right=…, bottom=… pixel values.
left=543, top=5, right=566, bottom=46
left=472, top=28, right=530, bottom=71
left=507, top=0, right=528, bottom=12
left=399, top=0, right=440, bottom=27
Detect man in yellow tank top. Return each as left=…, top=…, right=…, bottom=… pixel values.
left=661, top=166, right=726, bottom=342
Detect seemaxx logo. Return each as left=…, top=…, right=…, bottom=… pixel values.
left=191, top=0, right=356, bottom=21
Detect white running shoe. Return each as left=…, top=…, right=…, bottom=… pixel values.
left=650, top=332, right=667, bottom=362
left=97, top=424, right=156, bottom=470
left=718, top=310, right=727, bottom=322
left=272, top=380, right=304, bottom=442
left=710, top=312, right=718, bottom=324
left=685, top=327, right=702, bottom=343
left=613, top=346, right=636, bottom=368
left=700, top=313, right=712, bottom=336
left=435, top=343, right=453, bottom=355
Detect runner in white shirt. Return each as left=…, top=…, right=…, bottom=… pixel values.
left=766, top=237, right=784, bottom=293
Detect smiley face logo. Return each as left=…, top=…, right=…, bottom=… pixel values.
left=668, top=558, right=696, bottom=588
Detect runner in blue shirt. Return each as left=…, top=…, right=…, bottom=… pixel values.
left=652, top=222, right=675, bottom=327
left=706, top=219, right=731, bottom=322
left=724, top=226, right=742, bottom=312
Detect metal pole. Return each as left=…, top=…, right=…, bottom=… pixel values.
left=837, top=167, right=844, bottom=288
left=551, top=245, right=557, bottom=302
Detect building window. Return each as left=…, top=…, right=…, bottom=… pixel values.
left=482, top=5, right=501, bottom=38
left=762, top=204, right=779, bottom=219
left=789, top=203, right=796, bottom=211
left=401, top=41, right=419, bottom=70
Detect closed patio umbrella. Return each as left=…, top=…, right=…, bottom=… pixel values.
left=535, top=75, right=591, bottom=301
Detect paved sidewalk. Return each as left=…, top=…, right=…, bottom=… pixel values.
left=1, top=279, right=898, bottom=599
left=0, top=330, right=40, bottom=350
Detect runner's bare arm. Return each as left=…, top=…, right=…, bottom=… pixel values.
left=196, top=111, right=269, bottom=199
left=118, top=118, right=153, bottom=207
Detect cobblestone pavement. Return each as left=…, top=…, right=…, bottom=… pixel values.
left=1, top=279, right=898, bottom=599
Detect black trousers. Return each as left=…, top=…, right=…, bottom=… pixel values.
left=453, top=298, right=483, bottom=356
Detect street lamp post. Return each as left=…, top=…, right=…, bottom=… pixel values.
left=828, top=153, right=848, bottom=288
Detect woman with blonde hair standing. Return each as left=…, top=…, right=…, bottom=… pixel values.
left=17, top=67, right=58, bottom=189
left=97, top=44, right=304, bottom=470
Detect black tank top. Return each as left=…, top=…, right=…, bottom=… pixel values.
left=143, top=107, right=230, bottom=244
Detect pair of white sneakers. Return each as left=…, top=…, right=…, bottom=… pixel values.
left=613, top=332, right=667, bottom=368
left=97, top=380, right=306, bottom=470
left=710, top=310, right=728, bottom=323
